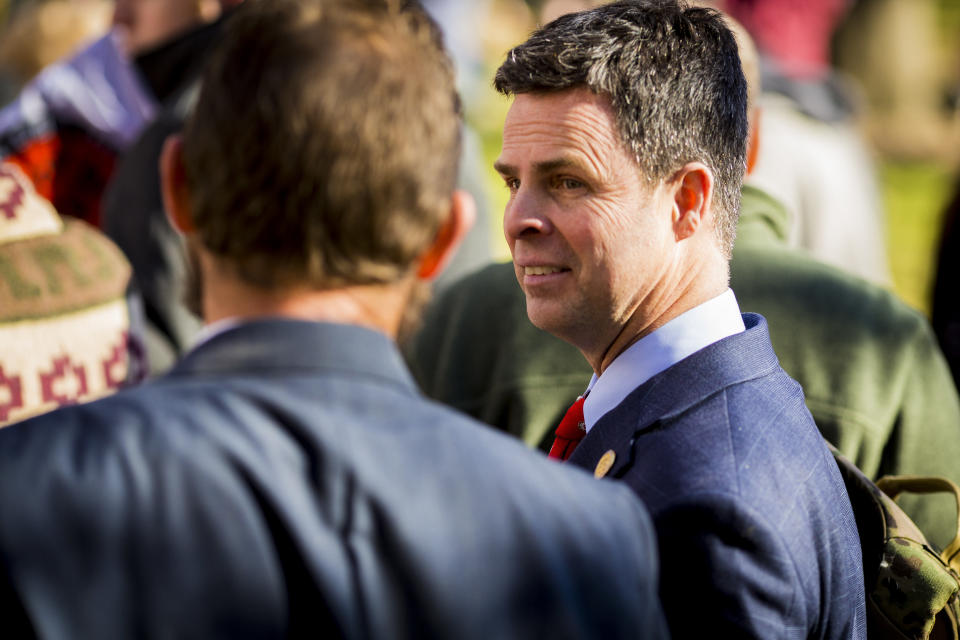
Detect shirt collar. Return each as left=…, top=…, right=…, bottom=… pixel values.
left=190, top=316, right=246, bottom=350
left=582, top=289, right=745, bottom=432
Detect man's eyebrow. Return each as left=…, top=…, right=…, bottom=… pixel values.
left=534, top=158, right=579, bottom=174
left=493, top=157, right=581, bottom=176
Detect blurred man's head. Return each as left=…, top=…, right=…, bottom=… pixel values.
left=495, top=0, right=747, bottom=370
left=161, top=0, right=471, bottom=335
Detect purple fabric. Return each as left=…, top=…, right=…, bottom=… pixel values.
left=0, top=30, right=156, bottom=152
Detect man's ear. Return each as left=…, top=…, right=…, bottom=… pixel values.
left=416, top=189, right=477, bottom=280
left=160, top=134, right=195, bottom=235
left=670, top=162, right=713, bottom=242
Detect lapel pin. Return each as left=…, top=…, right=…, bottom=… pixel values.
left=594, top=450, right=616, bottom=478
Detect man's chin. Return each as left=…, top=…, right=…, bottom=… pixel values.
left=524, top=298, right=570, bottom=336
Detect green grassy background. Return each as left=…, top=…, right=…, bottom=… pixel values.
left=883, top=162, right=955, bottom=316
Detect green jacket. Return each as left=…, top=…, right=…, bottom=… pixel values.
left=408, top=186, right=960, bottom=547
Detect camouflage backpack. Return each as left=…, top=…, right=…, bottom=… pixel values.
left=829, top=444, right=960, bottom=640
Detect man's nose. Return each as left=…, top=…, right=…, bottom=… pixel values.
left=503, top=188, right=553, bottom=241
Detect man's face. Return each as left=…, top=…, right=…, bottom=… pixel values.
left=496, top=88, right=677, bottom=364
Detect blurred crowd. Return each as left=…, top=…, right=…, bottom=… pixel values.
left=0, top=0, right=957, bottom=298
left=0, top=0, right=955, bottom=395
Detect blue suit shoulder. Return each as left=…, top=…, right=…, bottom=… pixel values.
left=0, top=356, right=669, bottom=639
left=569, top=314, right=866, bottom=640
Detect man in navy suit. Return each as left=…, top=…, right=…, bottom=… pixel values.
left=0, top=1, right=668, bottom=638
left=493, top=2, right=865, bottom=638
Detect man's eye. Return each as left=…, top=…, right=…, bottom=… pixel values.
left=558, top=178, right=584, bottom=190
left=504, top=178, right=520, bottom=191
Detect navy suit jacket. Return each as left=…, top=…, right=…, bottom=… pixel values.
left=569, top=313, right=866, bottom=639
left=0, top=319, right=667, bottom=640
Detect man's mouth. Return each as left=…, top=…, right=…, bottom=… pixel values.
left=524, top=266, right=567, bottom=276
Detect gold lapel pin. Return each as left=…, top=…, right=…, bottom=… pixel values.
left=594, top=450, right=616, bottom=478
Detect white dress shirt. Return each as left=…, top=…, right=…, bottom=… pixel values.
left=582, top=289, right=745, bottom=432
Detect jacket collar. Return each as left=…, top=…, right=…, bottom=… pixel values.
left=582, top=289, right=745, bottom=432
left=735, top=185, right=791, bottom=247
left=569, top=313, right=780, bottom=475
left=168, top=318, right=418, bottom=396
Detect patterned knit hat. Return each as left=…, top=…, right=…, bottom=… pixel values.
left=0, top=162, right=142, bottom=427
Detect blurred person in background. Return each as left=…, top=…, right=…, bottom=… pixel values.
left=932, top=58, right=960, bottom=390
left=716, top=0, right=891, bottom=287
left=0, top=162, right=145, bottom=428
left=0, top=1, right=669, bottom=637
left=833, top=0, right=960, bottom=314
left=0, top=0, right=225, bottom=227
left=0, top=0, right=232, bottom=372
left=933, top=181, right=960, bottom=389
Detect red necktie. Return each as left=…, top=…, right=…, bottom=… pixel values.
left=548, top=396, right=586, bottom=461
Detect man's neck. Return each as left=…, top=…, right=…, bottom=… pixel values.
left=581, top=288, right=744, bottom=431
left=200, top=256, right=414, bottom=339
left=590, top=257, right=729, bottom=375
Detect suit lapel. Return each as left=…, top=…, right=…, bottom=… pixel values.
left=568, top=313, right=779, bottom=476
